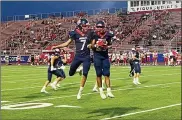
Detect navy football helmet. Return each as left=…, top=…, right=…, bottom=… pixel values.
left=96, top=21, right=106, bottom=34
left=96, top=21, right=105, bottom=28
left=77, top=18, right=89, bottom=33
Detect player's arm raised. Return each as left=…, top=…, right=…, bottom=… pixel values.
left=52, top=39, right=72, bottom=49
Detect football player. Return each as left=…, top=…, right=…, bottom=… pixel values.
left=163, top=51, right=169, bottom=66
left=152, top=50, right=158, bottom=66
left=90, top=21, right=114, bottom=99
left=132, top=45, right=141, bottom=85
left=16, top=55, right=21, bottom=65
left=128, top=48, right=135, bottom=77
left=52, top=18, right=92, bottom=99
left=40, top=49, right=67, bottom=93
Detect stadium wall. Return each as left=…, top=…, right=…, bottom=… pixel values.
left=1, top=1, right=127, bottom=21
left=1, top=54, right=167, bottom=64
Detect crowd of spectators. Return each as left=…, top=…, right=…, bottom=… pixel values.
left=1, top=21, right=15, bottom=31
left=2, top=9, right=181, bottom=55
left=126, top=10, right=181, bottom=47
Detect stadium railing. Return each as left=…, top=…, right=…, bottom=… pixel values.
left=3, top=8, right=128, bottom=22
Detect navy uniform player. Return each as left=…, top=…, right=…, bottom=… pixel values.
left=129, top=48, right=135, bottom=77
left=52, top=18, right=92, bottom=99
left=132, top=45, right=141, bottom=85
left=41, top=49, right=67, bottom=93
left=90, top=21, right=114, bottom=99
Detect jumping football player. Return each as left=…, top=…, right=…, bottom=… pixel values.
left=91, top=21, right=114, bottom=99
left=52, top=18, right=92, bottom=99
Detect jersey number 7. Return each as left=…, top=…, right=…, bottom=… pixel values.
left=79, top=37, right=87, bottom=50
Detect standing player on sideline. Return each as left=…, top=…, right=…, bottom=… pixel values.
left=146, top=50, right=151, bottom=65
left=153, top=50, right=158, bottom=66
left=52, top=18, right=92, bottom=99
left=16, top=55, right=21, bottom=65
left=41, top=49, right=67, bottom=93
left=123, top=51, right=127, bottom=66
left=163, top=51, right=169, bottom=66
left=128, top=48, right=135, bottom=77
left=116, top=52, right=120, bottom=66
left=91, top=21, right=114, bottom=99
left=111, top=52, right=116, bottom=65
left=132, top=45, right=141, bottom=85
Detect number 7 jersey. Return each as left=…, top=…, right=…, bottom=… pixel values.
left=69, top=29, right=93, bottom=56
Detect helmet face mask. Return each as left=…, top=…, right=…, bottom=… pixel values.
left=81, top=24, right=89, bottom=32
left=54, top=48, right=60, bottom=55
left=96, top=21, right=106, bottom=34
left=77, top=19, right=89, bottom=33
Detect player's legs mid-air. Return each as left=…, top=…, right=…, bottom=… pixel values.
left=69, top=55, right=91, bottom=99
left=94, top=57, right=114, bottom=99
left=93, top=79, right=105, bottom=92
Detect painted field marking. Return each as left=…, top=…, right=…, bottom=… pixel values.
left=1, top=103, right=53, bottom=110
left=2, top=81, right=180, bottom=106
left=1, top=101, right=10, bottom=103
left=55, top=105, right=81, bottom=108
left=101, top=103, right=181, bottom=120
left=1, top=73, right=180, bottom=92
left=2, top=68, right=180, bottom=78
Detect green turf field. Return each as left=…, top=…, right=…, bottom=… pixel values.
left=1, top=65, right=181, bottom=120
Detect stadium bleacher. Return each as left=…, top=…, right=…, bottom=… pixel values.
left=1, top=9, right=181, bottom=55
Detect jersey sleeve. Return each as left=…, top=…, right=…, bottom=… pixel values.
left=87, top=30, right=95, bottom=43
left=69, top=31, right=76, bottom=40
left=107, top=32, right=114, bottom=46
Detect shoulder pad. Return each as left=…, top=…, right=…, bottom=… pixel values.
left=108, top=31, right=114, bottom=37
left=69, top=30, right=76, bottom=39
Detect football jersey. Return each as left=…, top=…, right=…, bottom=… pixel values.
left=69, top=29, right=93, bottom=56
left=133, top=51, right=140, bottom=62
left=92, top=31, right=114, bottom=57
left=116, top=54, right=120, bottom=59
left=48, top=54, right=63, bottom=69
left=112, top=54, right=116, bottom=60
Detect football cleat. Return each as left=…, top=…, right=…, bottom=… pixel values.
left=107, top=92, right=115, bottom=98
left=100, top=92, right=107, bottom=99
left=136, top=81, right=141, bottom=85
left=133, top=80, right=138, bottom=85
left=41, top=89, right=48, bottom=94
left=56, top=84, right=61, bottom=88
left=50, top=83, right=57, bottom=90
left=77, top=92, right=82, bottom=100
left=92, top=88, right=98, bottom=92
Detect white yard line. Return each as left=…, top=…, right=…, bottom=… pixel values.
left=1, top=81, right=93, bottom=92
left=1, top=73, right=180, bottom=90
left=2, top=69, right=180, bottom=79
left=54, top=105, right=81, bottom=108
left=101, top=103, right=181, bottom=120
left=2, top=81, right=180, bottom=106
left=1, top=101, right=10, bottom=103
